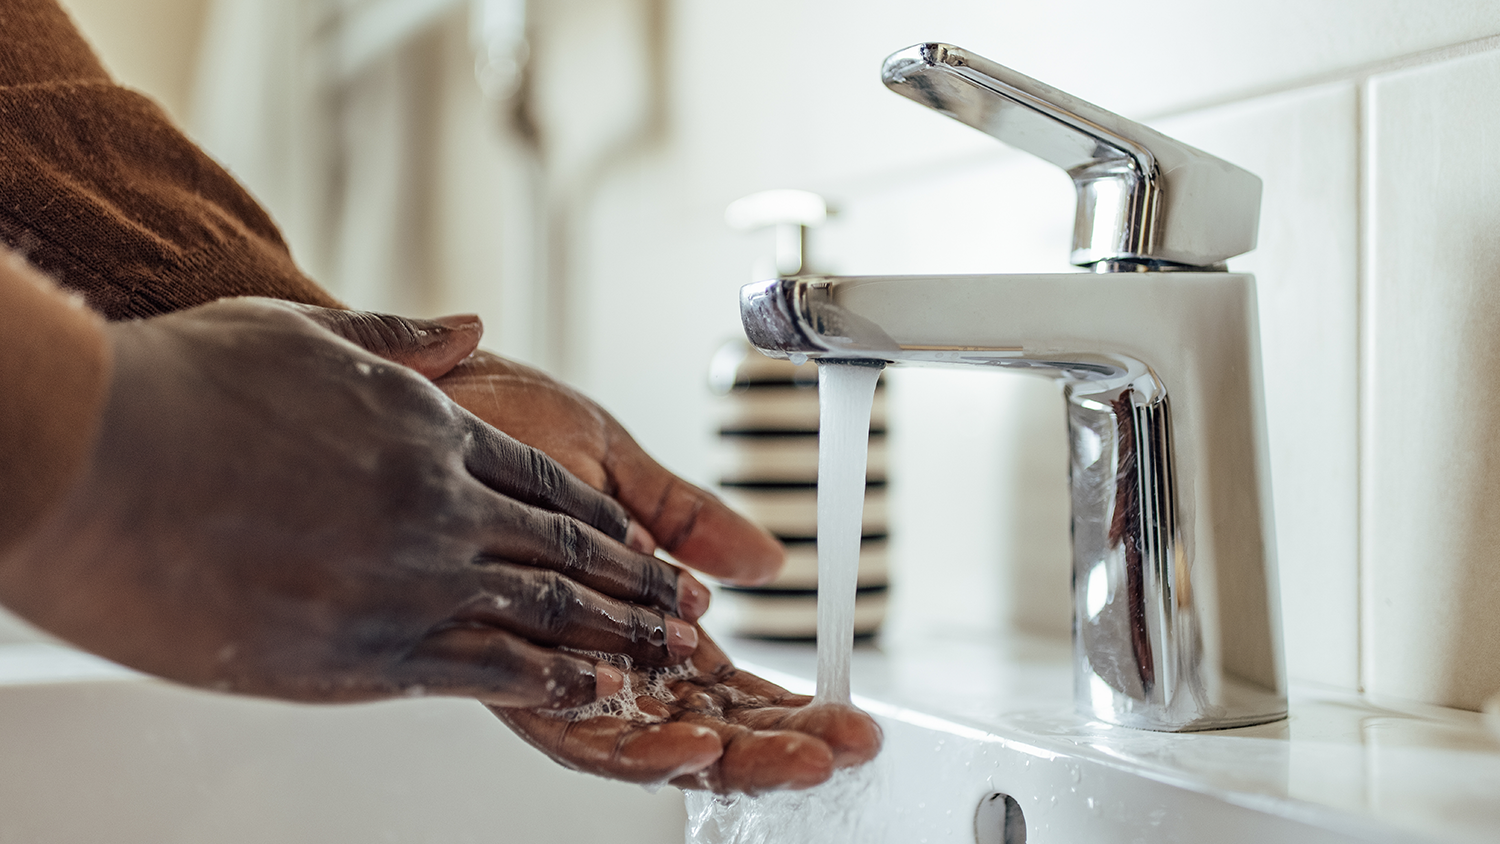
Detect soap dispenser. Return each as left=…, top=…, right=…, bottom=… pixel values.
left=709, top=190, right=890, bottom=639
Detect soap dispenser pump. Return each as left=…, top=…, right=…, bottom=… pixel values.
left=709, top=190, right=890, bottom=639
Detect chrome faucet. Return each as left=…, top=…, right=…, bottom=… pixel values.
left=740, top=43, right=1285, bottom=731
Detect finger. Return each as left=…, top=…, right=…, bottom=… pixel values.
left=603, top=443, right=785, bottom=586
left=689, top=629, right=737, bottom=676
left=467, top=484, right=710, bottom=622
left=492, top=708, right=722, bottom=784
left=287, top=303, right=484, bottom=379
left=669, top=713, right=835, bottom=794
left=736, top=702, right=884, bottom=769
left=463, top=418, right=632, bottom=543
left=396, top=625, right=610, bottom=709
left=454, top=564, right=699, bottom=665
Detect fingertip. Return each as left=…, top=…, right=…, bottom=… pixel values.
left=676, top=573, right=711, bottom=622
left=406, top=317, right=483, bottom=379
left=665, top=617, right=699, bottom=659
left=676, top=505, right=785, bottom=586
left=783, top=702, right=884, bottom=768
left=595, top=663, right=625, bottom=698
left=721, top=731, right=835, bottom=794
left=433, top=313, right=482, bottom=332
left=714, top=534, right=786, bottom=586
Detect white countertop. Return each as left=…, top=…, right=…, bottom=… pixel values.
left=3, top=633, right=1497, bottom=842
left=722, top=632, right=1500, bottom=844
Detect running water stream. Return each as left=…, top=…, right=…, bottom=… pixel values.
left=686, top=361, right=885, bottom=843
left=811, top=361, right=884, bottom=706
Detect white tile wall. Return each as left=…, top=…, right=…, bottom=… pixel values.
left=1365, top=50, right=1500, bottom=710
left=569, top=3, right=1500, bottom=710
left=1155, top=86, right=1363, bottom=690
left=667, top=0, right=1500, bottom=206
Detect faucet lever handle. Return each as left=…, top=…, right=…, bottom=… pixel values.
left=882, top=43, right=1261, bottom=270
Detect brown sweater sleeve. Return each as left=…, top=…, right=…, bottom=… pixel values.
left=0, top=0, right=340, bottom=320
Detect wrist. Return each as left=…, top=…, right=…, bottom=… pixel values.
left=0, top=251, right=111, bottom=563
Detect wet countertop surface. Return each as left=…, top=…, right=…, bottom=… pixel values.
left=722, top=631, right=1500, bottom=844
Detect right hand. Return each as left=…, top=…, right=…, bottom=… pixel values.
left=0, top=297, right=707, bottom=709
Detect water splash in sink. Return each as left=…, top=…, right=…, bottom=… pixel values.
left=684, top=766, right=884, bottom=843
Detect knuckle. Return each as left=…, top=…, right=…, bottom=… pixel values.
left=523, top=446, right=562, bottom=501
left=544, top=511, right=585, bottom=570
left=634, top=559, right=675, bottom=609
left=651, top=478, right=708, bottom=552
left=591, top=495, right=629, bottom=541
left=622, top=607, right=670, bottom=661
left=530, top=574, right=579, bottom=638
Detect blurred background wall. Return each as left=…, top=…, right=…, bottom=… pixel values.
left=44, top=0, right=1500, bottom=714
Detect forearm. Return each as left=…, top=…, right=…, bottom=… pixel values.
left=0, top=249, right=109, bottom=559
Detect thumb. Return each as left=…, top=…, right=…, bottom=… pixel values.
left=605, top=442, right=786, bottom=586
left=298, top=307, right=483, bottom=379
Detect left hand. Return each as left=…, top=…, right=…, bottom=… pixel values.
left=491, top=631, right=882, bottom=794
left=435, top=351, right=785, bottom=586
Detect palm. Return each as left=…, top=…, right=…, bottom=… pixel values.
left=491, top=633, right=881, bottom=793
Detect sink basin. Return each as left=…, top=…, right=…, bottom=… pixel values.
left=0, top=642, right=685, bottom=843
left=725, top=634, right=1500, bottom=844
left=3, top=630, right=1497, bottom=843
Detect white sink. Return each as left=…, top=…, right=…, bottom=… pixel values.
left=726, top=634, right=1500, bottom=844
left=3, top=632, right=1497, bottom=843
left=0, top=643, right=685, bottom=843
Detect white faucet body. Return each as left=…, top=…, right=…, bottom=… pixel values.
left=742, top=271, right=1285, bottom=730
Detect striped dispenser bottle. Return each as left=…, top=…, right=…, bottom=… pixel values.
left=709, top=190, right=890, bottom=639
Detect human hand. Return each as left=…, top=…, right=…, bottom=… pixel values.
left=435, top=352, right=785, bottom=586
left=0, top=298, right=710, bottom=707
left=492, top=632, right=882, bottom=794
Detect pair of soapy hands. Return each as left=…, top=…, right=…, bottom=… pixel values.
left=0, top=296, right=879, bottom=794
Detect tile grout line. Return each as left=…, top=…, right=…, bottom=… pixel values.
left=1354, top=78, right=1375, bottom=697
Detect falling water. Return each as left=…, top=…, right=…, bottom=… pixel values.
left=812, top=360, right=883, bottom=705
left=685, top=360, right=884, bottom=843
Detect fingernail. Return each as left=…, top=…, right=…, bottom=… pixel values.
left=665, top=617, right=699, bottom=659
left=626, top=520, right=657, bottom=555
left=677, top=574, right=711, bottom=622
left=432, top=313, right=482, bottom=331
left=595, top=663, right=625, bottom=698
